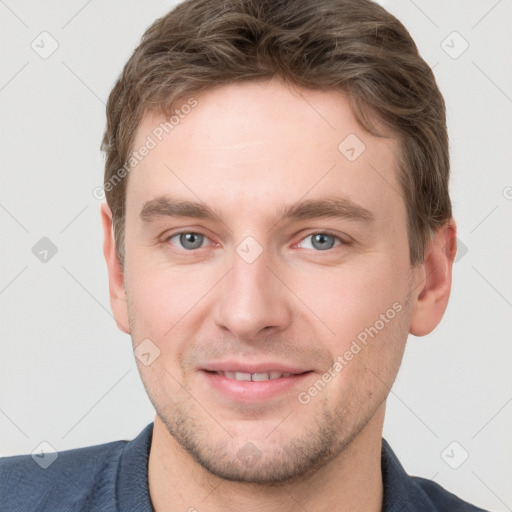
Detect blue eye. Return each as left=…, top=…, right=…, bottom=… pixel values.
left=168, top=232, right=207, bottom=250
left=165, top=231, right=346, bottom=253
left=299, top=233, right=343, bottom=251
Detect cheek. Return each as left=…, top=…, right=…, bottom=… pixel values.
left=300, top=262, right=411, bottom=407
left=125, top=261, right=198, bottom=339
left=295, top=256, right=411, bottom=402
left=295, top=257, right=410, bottom=345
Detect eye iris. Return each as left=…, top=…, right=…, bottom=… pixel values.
left=311, top=233, right=335, bottom=250
left=180, top=232, right=203, bottom=250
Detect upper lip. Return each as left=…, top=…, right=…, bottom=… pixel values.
left=200, top=361, right=311, bottom=374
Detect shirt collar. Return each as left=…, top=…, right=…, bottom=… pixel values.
left=381, top=438, right=437, bottom=512
left=117, top=422, right=154, bottom=511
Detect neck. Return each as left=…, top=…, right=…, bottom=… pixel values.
left=148, top=406, right=385, bottom=512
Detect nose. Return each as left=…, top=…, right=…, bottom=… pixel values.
left=214, top=242, right=294, bottom=341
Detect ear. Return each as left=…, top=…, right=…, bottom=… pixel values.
left=409, top=219, right=457, bottom=336
left=100, top=202, right=130, bottom=334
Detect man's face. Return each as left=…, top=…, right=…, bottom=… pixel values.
left=119, top=80, right=419, bottom=483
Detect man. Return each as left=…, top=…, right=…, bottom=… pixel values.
left=0, top=0, right=488, bottom=510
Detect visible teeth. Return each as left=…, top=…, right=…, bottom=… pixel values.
left=251, top=372, right=270, bottom=381
left=218, top=371, right=292, bottom=381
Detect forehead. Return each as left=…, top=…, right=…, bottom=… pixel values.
left=126, top=80, right=403, bottom=226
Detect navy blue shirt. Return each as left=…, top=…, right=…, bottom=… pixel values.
left=0, top=423, right=488, bottom=511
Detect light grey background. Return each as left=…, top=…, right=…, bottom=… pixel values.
left=1, top=0, right=511, bottom=510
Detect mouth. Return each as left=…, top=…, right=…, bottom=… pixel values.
left=199, top=364, right=313, bottom=402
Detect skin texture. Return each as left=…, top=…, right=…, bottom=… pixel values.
left=101, top=78, right=457, bottom=512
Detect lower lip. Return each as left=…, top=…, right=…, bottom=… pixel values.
left=200, top=371, right=313, bottom=402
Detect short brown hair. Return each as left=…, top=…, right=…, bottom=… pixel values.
left=101, top=0, right=451, bottom=267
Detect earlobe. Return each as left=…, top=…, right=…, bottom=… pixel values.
left=409, top=219, right=457, bottom=337
left=100, top=202, right=130, bottom=334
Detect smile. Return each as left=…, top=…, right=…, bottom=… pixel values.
left=200, top=368, right=313, bottom=402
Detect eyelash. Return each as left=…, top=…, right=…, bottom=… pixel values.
left=162, top=230, right=349, bottom=252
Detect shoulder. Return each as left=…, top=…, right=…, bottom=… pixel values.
left=0, top=438, right=127, bottom=512
left=381, top=439, right=490, bottom=512
left=411, top=476, right=489, bottom=512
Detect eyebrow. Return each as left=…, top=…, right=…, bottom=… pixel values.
left=139, top=195, right=375, bottom=225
